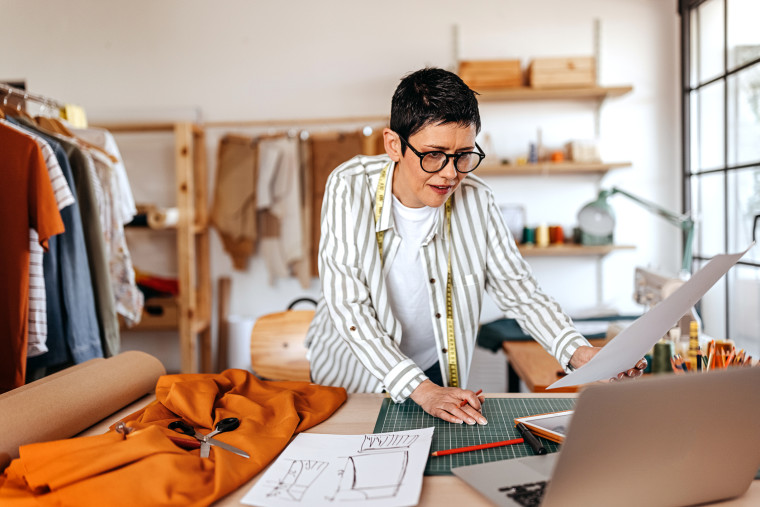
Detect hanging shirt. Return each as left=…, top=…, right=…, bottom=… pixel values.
left=386, top=195, right=439, bottom=371
left=86, top=148, right=143, bottom=325
left=0, top=122, right=65, bottom=392
left=257, top=136, right=304, bottom=284
left=1, top=120, right=75, bottom=359
left=2, top=118, right=104, bottom=369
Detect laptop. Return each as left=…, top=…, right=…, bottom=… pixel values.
left=452, top=367, right=760, bottom=507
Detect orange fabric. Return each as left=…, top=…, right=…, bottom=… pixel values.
left=0, top=369, right=347, bottom=506
left=0, top=123, right=65, bottom=392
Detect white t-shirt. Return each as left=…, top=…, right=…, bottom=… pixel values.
left=385, top=196, right=439, bottom=371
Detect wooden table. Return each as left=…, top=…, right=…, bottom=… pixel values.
left=88, top=393, right=759, bottom=506
left=503, top=339, right=607, bottom=393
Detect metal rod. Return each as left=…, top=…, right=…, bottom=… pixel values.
left=0, top=83, right=64, bottom=109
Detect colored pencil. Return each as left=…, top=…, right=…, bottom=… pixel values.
left=459, top=389, right=483, bottom=408
left=430, top=437, right=524, bottom=457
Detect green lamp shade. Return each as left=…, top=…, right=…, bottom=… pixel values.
left=577, top=196, right=615, bottom=245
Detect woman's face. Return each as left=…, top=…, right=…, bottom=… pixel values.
left=388, top=123, right=477, bottom=209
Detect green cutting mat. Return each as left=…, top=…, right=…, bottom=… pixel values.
left=373, top=397, right=575, bottom=476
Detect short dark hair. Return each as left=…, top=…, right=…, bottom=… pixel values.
left=390, top=67, right=481, bottom=152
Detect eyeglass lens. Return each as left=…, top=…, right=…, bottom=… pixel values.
left=421, top=152, right=481, bottom=173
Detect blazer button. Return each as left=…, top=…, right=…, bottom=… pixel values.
left=435, top=313, right=441, bottom=318
left=441, top=348, right=447, bottom=354
left=349, top=326, right=356, bottom=331
left=430, top=278, right=436, bottom=284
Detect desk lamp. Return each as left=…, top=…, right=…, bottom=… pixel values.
left=577, top=187, right=695, bottom=276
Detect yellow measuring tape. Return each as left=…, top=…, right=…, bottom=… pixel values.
left=374, top=163, right=459, bottom=387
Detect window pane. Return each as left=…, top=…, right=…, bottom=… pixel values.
left=727, top=63, right=760, bottom=166
left=728, top=166, right=760, bottom=261
left=727, top=0, right=760, bottom=70
left=728, top=264, right=760, bottom=357
left=698, top=0, right=725, bottom=83
left=696, top=258, right=727, bottom=342
left=691, top=172, right=726, bottom=258
left=697, top=80, right=725, bottom=171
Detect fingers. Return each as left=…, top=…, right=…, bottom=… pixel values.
left=414, top=385, right=489, bottom=425
left=432, top=400, right=488, bottom=426
left=461, top=404, right=488, bottom=425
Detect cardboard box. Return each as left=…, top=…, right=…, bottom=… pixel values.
left=458, top=60, right=523, bottom=89
left=529, top=56, right=596, bottom=89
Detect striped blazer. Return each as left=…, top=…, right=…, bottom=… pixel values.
left=305, top=155, right=589, bottom=402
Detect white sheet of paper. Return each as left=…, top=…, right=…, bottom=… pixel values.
left=549, top=245, right=752, bottom=389
left=241, top=427, right=434, bottom=507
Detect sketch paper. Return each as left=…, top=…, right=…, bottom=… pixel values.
left=241, top=427, right=434, bottom=507
left=549, top=245, right=752, bottom=389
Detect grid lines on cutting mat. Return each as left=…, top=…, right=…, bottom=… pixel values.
left=372, top=397, right=575, bottom=475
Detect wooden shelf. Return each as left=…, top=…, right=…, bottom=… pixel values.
left=115, top=122, right=212, bottom=374
left=476, top=85, right=633, bottom=102
left=518, top=244, right=635, bottom=257
left=478, top=161, right=631, bottom=176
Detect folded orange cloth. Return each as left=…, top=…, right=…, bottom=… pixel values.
left=0, top=369, right=346, bottom=506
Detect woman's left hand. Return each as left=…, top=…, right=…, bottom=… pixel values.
left=569, top=346, right=647, bottom=381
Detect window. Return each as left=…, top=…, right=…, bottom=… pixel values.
left=681, top=0, right=760, bottom=357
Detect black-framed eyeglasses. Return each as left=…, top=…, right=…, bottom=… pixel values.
left=398, top=135, right=486, bottom=174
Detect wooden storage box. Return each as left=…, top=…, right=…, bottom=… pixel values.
left=458, top=59, right=523, bottom=89
left=528, top=56, right=596, bottom=89
left=120, top=296, right=178, bottom=331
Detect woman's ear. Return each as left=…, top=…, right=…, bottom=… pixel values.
left=383, top=128, right=401, bottom=162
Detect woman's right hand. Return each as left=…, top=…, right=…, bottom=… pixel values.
left=409, top=380, right=487, bottom=425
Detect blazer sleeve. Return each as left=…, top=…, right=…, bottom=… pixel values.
left=318, top=172, right=426, bottom=401
left=481, top=192, right=590, bottom=371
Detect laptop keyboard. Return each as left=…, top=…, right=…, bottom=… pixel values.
left=498, top=481, right=548, bottom=506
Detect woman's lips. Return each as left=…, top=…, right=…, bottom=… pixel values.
left=429, top=184, right=452, bottom=195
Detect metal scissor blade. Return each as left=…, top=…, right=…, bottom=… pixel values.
left=206, top=437, right=250, bottom=458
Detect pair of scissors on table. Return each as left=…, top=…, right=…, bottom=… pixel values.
left=169, top=417, right=250, bottom=459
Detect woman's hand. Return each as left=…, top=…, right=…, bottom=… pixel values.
left=569, top=346, right=648, bottom=382
left=409, top=380, right=487, bottom=425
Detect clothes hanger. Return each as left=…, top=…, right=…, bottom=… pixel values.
left=0, top=93, right=27, bottom=120
left=35, top=114, right=119, bottom=163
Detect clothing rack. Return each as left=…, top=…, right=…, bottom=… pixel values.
left=203, top=115, right=387, bottom=129
left=0, top=83, right=64, bottom=110
left=94, top=114, right=388, bottom=135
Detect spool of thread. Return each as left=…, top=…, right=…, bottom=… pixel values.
left=652, top=340, right=674, bottom=374
left=522, top=227, right=535, bottom=245
left=528, top=143, right=538, bottom=163
left=147, top=207, right=180, bottom=229
left=535, top=224, right=550, bottom=247
left=549, top=225, right=564, bottom=244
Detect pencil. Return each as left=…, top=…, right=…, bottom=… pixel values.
left=430, top=437, right=524, bottom=457
left=459, top=389, right=483, bottom=408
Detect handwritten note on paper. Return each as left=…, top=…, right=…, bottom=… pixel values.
left=549, top=245, right=753, bottom=389
left=241, top=427, right=434, bottom=507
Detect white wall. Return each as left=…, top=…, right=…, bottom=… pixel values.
left=2, top=0, right=682, bottom=371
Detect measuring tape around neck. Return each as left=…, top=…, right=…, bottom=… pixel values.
left=374, top=162, right=459, bottom=387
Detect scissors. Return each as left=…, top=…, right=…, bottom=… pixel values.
left=169, top=417, right=250, bottom=459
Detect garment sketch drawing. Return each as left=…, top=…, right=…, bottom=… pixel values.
left=243, top=428, right=433, bottom=507
left=326, top=433, right=419, bottom=501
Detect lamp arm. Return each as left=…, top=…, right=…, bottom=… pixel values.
left=609, top=187, right=691, bottom=230
left=607, top=187, right=694, bottom=274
